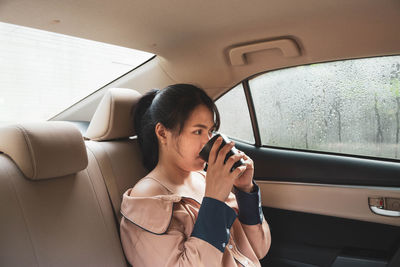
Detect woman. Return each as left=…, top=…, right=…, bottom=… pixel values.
left=120, top=84, right=271, bottom=266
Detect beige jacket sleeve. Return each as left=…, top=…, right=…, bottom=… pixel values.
left=241, top=218, right=271, bottom=259
left=121, top=220, right=224, bottom=267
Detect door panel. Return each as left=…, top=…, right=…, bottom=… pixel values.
left=235, top=142, right=400, bottom=267
left=260, top=206, right=399, bottom=266
left=258, top=181, right=400, bottom=227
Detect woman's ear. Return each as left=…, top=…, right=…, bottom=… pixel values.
left=155, top=122, right=168, bottom=145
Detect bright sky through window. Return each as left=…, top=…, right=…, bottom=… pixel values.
left=0, top=22, right=154, bottom=125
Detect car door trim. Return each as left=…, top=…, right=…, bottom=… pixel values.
left=256, top=180, right=400, bottom=227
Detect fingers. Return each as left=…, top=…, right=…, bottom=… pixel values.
left=240, top=152, right=248, bottom=160
left=236, top=149, right=249, bottom=161
left=232, top=165, right=246, bottom=177
left=237, top=151, right=253, bottom=166
left=225, top=152, right=245, bottom=171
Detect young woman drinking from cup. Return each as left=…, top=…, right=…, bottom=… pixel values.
left=120, top=84, right=271, bottom=267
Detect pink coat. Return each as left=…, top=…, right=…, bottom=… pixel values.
left=120, top=176, right=271, bottom=266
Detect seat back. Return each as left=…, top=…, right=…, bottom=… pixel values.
left=0, top=122, right=127, bottom=267
left=84, top=88, right=148, bottom=222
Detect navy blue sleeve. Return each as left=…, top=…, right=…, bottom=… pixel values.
left=191, top=197, right=237, bottom=252
left=233, top=182, right=264, bottom=225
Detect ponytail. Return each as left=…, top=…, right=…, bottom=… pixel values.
left=133, top=89, right=159, bottom=171
left=133, top=84, right=220, bottom=172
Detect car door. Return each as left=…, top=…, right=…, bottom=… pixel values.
left=216, top=56, right=400, bottom=267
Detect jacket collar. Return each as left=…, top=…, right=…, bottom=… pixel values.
left=120, top=188, right=182, bottom=234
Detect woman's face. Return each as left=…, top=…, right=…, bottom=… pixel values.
left=167, top=104, right=215, bottom=172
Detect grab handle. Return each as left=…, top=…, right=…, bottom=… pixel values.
left=369, top=197, right=400, bottom=217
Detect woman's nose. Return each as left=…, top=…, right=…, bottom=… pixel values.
left=201, top=133, right=212, bottom=146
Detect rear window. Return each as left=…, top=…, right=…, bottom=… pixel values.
left=0, top=22, right=153, bottom=125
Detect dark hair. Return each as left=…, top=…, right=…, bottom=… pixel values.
left=133, top=84, right=220, bottom=171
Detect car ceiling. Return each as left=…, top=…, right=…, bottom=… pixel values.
left=1, top=0, right=400, bottom=92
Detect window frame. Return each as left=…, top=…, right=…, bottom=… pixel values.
left=219, top=56, right=400, bottom=163
left=214, top=82, right=256, bottom=145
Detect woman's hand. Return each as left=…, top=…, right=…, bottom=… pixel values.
left=204, top=137, right=247, bottom=202
left=233, top=151, right=254, bottom=193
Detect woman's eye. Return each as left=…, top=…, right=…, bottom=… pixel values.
left=194, top=130, right=202, bottom=135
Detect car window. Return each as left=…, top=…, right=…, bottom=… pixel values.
left=0, top=22, right=153, bottom=125
left=215, top=83, right=255, bottom=144
left=249, top=56, right=400, bottom=160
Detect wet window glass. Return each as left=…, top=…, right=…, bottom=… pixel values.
left=250, top=56, right=400, bottom=160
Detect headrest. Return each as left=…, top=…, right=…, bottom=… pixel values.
left=85, top=88, right=142, bottom=141
left=0, top=121, right=88, bottom=180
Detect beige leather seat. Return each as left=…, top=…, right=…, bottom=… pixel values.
left=0, top=121, right=127, bottom=267
left=84, top=88, right=148, bottom=222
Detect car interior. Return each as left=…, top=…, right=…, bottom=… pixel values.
left=1, top=1, right=400, bottom=266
